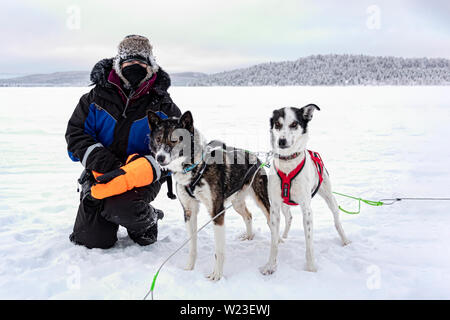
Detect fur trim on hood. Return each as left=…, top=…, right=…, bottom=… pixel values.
left=112, top=35, right=159, bottom=89
left=90, top=58, right=171, bottom=92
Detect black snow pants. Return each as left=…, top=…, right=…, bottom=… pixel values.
left=70, top=170, right=162, bottom=249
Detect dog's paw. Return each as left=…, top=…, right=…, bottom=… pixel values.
left=259, top=263, right=277, bottom=275
left=305, top=263, right=318, bottom=273
left=282, top=232, right=289, bottom=239
left=184, top=264, right=195, bottom=271
left=184, top=258, right=196, bottom=271
left=278, top=237, right=285, bottom=244
left=342, top=239, right=351, bottom=246
left=206, top=270, right=223, bottom=281
left=239, top=232, right=255, bottom=241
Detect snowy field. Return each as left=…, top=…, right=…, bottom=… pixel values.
left=0, top=86, right=449, bottom=300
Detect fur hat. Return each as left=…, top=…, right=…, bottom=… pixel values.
left=113, top=35, right=159, bottom=89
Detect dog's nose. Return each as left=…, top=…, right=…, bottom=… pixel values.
left=278, top=138, right=288, bottom=148
left=156, top=154, right=166, bottom=164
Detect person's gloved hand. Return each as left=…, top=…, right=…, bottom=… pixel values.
left=77, top=169, right=101, bottom=203
left=90, top=153, right=161, bottom=199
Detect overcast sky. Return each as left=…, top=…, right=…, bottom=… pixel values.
left=1, top=0, right=449, bottom=74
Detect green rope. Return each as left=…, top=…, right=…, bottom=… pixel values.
left=260, top=161, right=270, bottom=168
left=151, top=271, right=159, bottom=292
left=143, top=270, right=159, bottom=300
left=332, top=191, right=384, bottom=214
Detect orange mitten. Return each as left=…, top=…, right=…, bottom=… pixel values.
left=90, top=154, right=160, bottom=199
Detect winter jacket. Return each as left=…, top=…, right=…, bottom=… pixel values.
left=65, top=58, right=181, bottom=173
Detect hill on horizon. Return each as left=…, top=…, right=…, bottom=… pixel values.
left=188, top=54, right=450, bottom=86
left=0, top=71, right=207, bottom=87
left=1, top=54, right=449, bottom=87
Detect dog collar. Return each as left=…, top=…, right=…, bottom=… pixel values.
left=183, top=152, right=205, bottom=174
left=275, top=151, right=303, bottom=161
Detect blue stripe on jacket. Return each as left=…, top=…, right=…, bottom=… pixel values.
left=68, top=105, right=167, bottom=162
left=127, top=111, right=168, bottom=155
left=88, top=103, right=116, bottom=147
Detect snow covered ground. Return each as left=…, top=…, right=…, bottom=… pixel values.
left=0, top=86, right=449, bottom=299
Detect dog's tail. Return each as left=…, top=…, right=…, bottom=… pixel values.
left=250, top=165, right=271, bottom=219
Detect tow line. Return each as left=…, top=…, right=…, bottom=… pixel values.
left=333, top=192, right=450, bottom=215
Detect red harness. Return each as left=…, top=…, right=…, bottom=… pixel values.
left=275, top=150, right=325, bottom=206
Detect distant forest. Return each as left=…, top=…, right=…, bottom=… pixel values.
left=188, top=54, right=450, bottom=86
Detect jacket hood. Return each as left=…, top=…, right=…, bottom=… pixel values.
left=90, top=58, right=171, bottom=92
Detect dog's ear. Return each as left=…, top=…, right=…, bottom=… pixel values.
left=270, top=112, right=276, bottom=129
left=270, top=108, right=284, bottom=129
left=179, top=111, right=194, bottom=134
left=298, top=104, right=320, bottom=122
left=147, top=110, right=161, bottom=130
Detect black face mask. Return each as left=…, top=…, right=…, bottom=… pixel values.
left=121, top=64, right=148, bottom=89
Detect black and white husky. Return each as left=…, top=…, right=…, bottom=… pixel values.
left=147, top=110, right=273, bottom=280
left=260, top=104, right=350, bottom=275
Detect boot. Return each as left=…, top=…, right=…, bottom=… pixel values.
left=128, top=206, right=164, bottom=246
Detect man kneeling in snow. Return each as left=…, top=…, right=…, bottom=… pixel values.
left=65, top=35, right=181, bottom=249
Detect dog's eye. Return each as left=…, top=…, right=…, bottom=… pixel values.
left=275, top=121, right=282, bottom=129
left=289, top=121, right=298, bottom=129
left=156, top=136, right=162, bottom=143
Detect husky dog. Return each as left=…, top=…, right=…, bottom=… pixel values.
left=147, top=110, right=272, bottom=280
left=260, top=104, right=350, bottom=275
